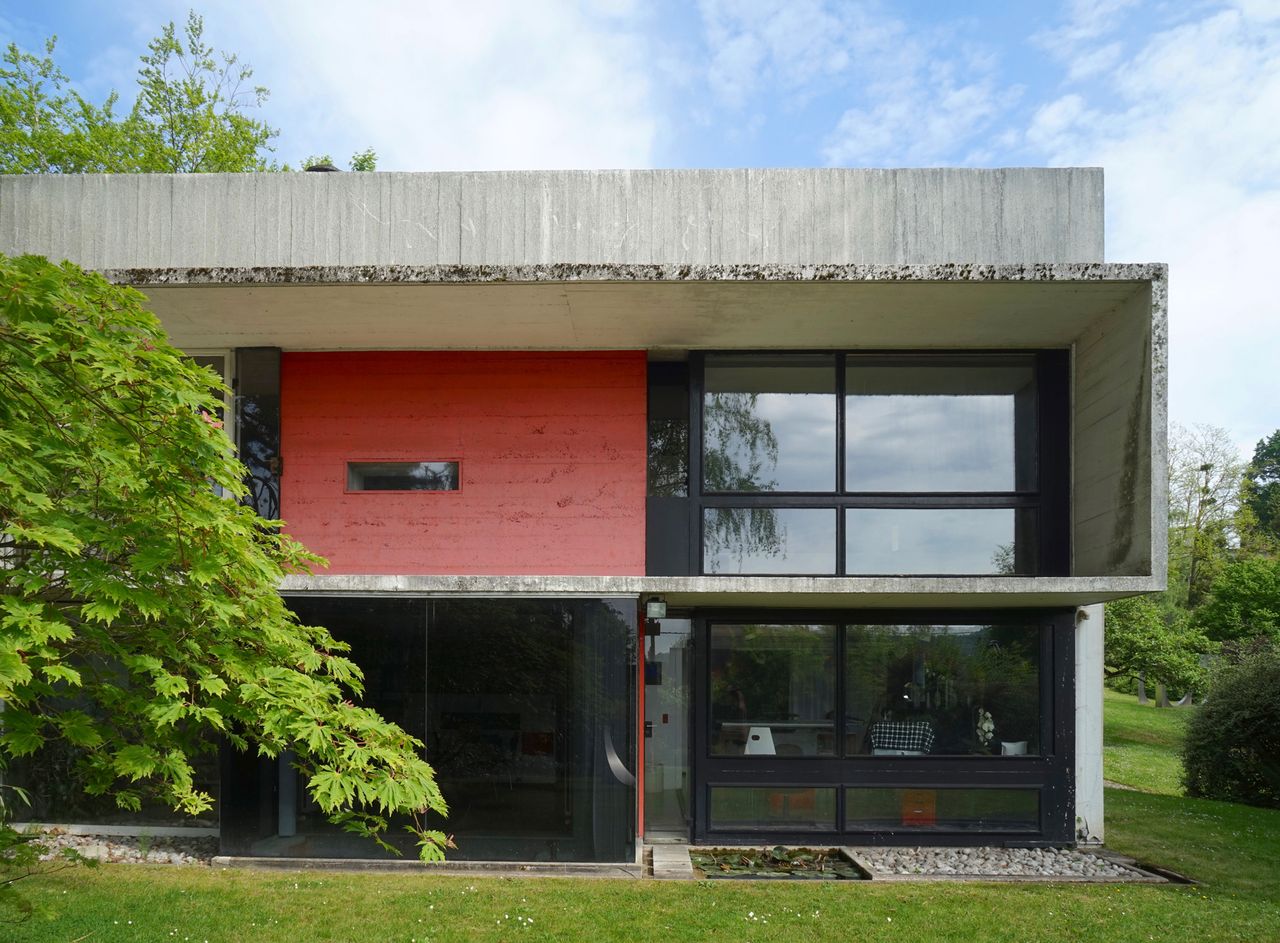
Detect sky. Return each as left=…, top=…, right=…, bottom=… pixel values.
left=2, top=0, right=1277, bottom=458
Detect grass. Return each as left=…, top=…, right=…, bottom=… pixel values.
left=1102, top=687, right=1192, bottom=794
left=7, top=693, right=1278, bottom=943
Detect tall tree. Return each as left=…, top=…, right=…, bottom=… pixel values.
left=131, top=11, right=276, bottom=173
left=1241, top=429, right=1280, bottom=552
left=1105, top=596, right=1209, bottom=702
left=1195, top=557, right=1280, bottom=644
left=1166, top=423, right=1244, bottom=609
left=0, top=254, right=447, bottom=858
left=0, top=11, right=278, bottom=174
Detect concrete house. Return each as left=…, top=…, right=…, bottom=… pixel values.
left=1, top=168, right=1166, bottom=863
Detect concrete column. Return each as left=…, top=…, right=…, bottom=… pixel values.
left=1074, top=604, right=1105, bottom=843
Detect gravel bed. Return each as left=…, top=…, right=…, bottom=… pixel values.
left=33, top=831, right=217, bottom=866
left=847, top=845, right=1140, bottom=879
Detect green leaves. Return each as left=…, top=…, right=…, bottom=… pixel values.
left=1, top=13, right=277, bottom=175
left=0, top=254, right=446, bottom=861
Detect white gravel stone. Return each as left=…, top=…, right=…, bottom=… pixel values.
left=848, top=845, right=1138, bottom=879
left=31, top=831, right=217, bottom=866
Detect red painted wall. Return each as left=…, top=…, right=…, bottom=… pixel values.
left=280, top=351, right=647, bottom=575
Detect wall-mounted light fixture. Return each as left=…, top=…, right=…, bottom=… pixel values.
left=645, top=597, right=668, bottom=620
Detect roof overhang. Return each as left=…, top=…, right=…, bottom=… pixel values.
left=108, top=262, right=1165, bottom=352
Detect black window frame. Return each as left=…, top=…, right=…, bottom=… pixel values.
left=686, top=350, right=1070, bottom=577
left=689, top=608, right=1076, bottom=846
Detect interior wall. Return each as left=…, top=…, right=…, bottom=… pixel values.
left=280, top=350, right=646, bottom=575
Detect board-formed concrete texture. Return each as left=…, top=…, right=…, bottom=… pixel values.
left=0, top=169, right=1166, bottom=598
left=0, top=168, right=1103, bottom=268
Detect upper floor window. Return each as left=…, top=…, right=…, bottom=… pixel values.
left=689, top=352, right=1066, bottom=577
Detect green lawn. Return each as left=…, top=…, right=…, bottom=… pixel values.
left=1102, top=687, right=1192, bottom=794
left=8, top=693, right=1279, bottom=943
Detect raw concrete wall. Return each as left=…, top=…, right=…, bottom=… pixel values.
left=1074, top=604, right=1105, bottom=842
left=0, top=168, right=1103, bottom=270
left=1073, top=282, right=1166, bottom=579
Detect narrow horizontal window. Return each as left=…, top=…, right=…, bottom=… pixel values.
left=845, top=787, right=1039, bottom=832
left=710, top=786, right=837, bottom=831
left=347, top=461, right=460, bottom=492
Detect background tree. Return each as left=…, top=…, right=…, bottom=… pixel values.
left=0, top=254, right=447, bottom=858
left=1104, top=595, right=1209, bottom=704
left=1195, top=556, right=1280, bottom=643
left=1166, top=423, right=1244, bottom=610
left=131, top=11, right=275, bottom=173
left=1, top=11, right=278, bottom=174
left=300, top=149, right=379, bottom=172
left=0, top=40, right=137, bottom=174
left=1241, top=429, right=1280, bottom=552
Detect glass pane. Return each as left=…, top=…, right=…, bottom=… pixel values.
left=704, top=354, right=836, bottom=492
left=710, top=787, right=836, bottom=830
left=844, top=624, right=1041, bottom=757
left=845, top=361, right=1037, bottom=492
left=845, top=508, right=1035, bottom=575
left=710, top=624, right=836, bottom=757
left=347, top=461, right=460, bottom=491
left=222, top=598, right=636, bottom=864
left=845, top=788, right=1039, bottom=831
left=426, top=599, right=636, bottom=862
left=648, top=363, right=689, bottom=497
left=704, top=508, right=836, bottom=574
left=644, top=619, right=692, bottom=837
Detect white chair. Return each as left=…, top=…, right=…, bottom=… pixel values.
left=744, top=726, right=776, bottom=755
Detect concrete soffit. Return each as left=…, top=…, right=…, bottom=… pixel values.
left=116, top=261, right=1167, bottom=353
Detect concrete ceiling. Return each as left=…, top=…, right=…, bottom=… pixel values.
left=145, top=279, right=1151, bottom=352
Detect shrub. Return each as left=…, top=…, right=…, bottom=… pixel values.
left=1182, top=639, right=1280, bottom=807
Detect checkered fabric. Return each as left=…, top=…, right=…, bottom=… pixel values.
left=869, top=720, right=935, bottom=753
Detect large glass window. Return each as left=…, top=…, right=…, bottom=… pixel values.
left=845, top=360, right=1037, bottom=492
left=703, top=354, right=836, bottom=493
left=687, top=353, right=1057, bottom=577
left=709, top=625, right=836, bottom=757
left=703, top=508, right=836, bottom=575
left=845, top=508, right=1036, bottom=575
left=221, top=597, right=636, bottom=863
left=706, top=622, right=1041, bottom=760
left=845, top=624, right=1041, bottom=756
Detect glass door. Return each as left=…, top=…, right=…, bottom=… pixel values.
left=643, top=618, right=692, bottom=839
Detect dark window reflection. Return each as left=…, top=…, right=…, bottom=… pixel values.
left=710, top=787, right=836, bottom=830
left=845, top=508, right=1036, bottom=575
left=709, top=624, right=836, bottom=757
left=844, top=624, right=1041, bottom=757
left=224, top=597, right=635, bottom=863
left=703, top=508, right=836, bottom=574
left=845, top=787, right=1039, bottom=831
left=704, top=354, right=836, bottom=493
left=845, top=361, right=1037, bottom=492
left=347, top=461, right=460, bottom=491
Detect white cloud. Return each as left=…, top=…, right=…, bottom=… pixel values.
left=1025, top=3, right=1280, bottom=452
left=178, top=0, right=660, bottom=171
left=698, top=0, right=909, bottom=109
left=696, top=0, right=1016, bottom=166
left=823, top=61, right=1016, bottom=167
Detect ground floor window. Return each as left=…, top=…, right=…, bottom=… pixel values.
left=220, top=597, right=636, bottom=863
left=688, top=609, right=1075, bottom=844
